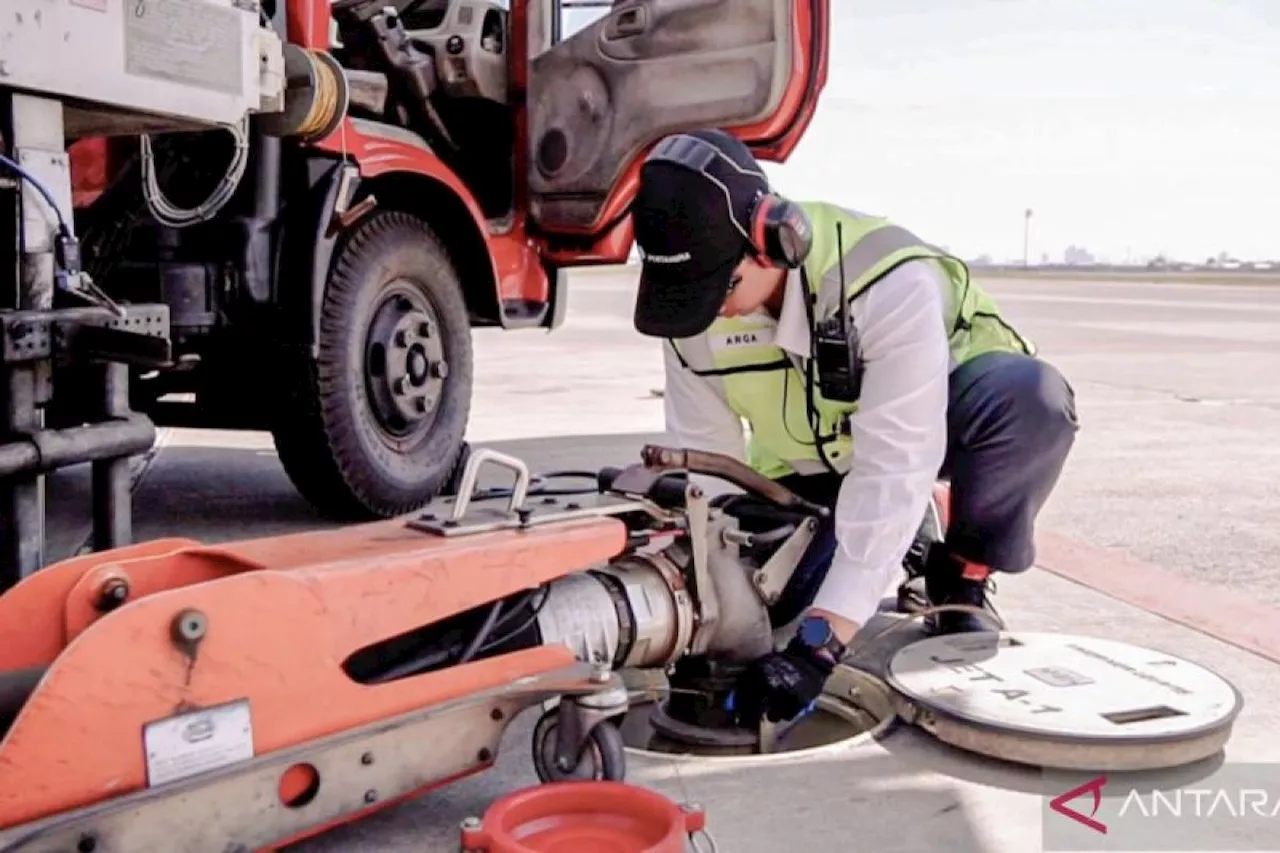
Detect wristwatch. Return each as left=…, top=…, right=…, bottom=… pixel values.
left=794, top=615, right=847, bottom=666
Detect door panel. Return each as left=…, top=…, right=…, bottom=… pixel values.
left=526, top=0, right=828, bottom=235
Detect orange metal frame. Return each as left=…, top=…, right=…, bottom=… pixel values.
left=0, top=515, right=628, bottom=830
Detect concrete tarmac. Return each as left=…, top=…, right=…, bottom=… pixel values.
left=32, top=270, right=1280, bottom=852
left=45, top=270, right=1280, bottom=598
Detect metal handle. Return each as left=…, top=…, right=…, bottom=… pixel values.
left=449, top=448, right=531, bottom=522
left=604, top=6, right=648, bottom=38
left=689, top=828, right=718, bottom=852
left=640, top=445, right=829, bottom=518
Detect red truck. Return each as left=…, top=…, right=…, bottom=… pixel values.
left=64, top=0, right=830, bottom=520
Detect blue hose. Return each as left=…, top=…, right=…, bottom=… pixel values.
left=0, top=152, right=69, bottom=232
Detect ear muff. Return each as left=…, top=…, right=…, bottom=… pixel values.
left=749, top=191, right=814, bottom=269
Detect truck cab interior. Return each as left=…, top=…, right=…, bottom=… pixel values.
left=329, top=0, right=812, bottom=236
left=327, top=0, right=518, bottom=221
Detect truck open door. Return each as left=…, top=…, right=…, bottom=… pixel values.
left=524, top=0, right=830, bottom=247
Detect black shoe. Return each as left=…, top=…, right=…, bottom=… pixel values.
left=922, top=549, right=1000, bottom=635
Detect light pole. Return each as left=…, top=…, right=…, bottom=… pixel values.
left=1023, top=208, right=1033, bottom=267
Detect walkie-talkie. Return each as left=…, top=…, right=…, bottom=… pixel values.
left=812, top=221, right=864, bottom=403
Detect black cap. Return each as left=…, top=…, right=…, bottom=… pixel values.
left=632, top=128, right=770, bottom=339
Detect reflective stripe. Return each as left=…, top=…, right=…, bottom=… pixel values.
left=667, top=337, right=730, bottom=405
left=667, top=335, right=791, bottom=379
left=668, top=335, right=715, bottom=371
left=816, top=224, right=944, bottom=317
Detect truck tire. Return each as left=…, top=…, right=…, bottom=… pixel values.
left=271, top=210, right=473, bottom=519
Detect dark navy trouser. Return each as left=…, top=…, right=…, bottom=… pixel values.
left=766, top=351, right=1079, bottom=627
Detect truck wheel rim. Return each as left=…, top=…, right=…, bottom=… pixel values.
left=363, top=280, right=447, bottom=441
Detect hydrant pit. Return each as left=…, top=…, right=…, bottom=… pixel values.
left=618, top=663, right=896, bottom=759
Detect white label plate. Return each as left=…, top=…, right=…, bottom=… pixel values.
left=887, top=632, right=1240, bottom=741
left=143, top=700, right=254, bottom=786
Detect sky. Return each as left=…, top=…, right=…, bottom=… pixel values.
left=564, top=0, right=1279, bottom=264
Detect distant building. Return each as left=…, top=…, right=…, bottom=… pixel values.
left=1063, top=245, right=1096, bottom=265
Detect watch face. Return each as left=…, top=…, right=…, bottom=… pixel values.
left=799, top=616, right=833, bottom=648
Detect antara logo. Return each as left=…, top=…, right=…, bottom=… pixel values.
left=725, top=332, right=760, bottom=345
left=1051, top=775, right=1108, bottom=834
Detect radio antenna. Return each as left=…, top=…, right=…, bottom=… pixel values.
left=836, top=221, right=849, bottom=335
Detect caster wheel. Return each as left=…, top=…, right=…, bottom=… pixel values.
left=531, top=708, right=627, bottom=783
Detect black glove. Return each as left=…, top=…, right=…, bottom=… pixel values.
left=729, top=637, right=836, bottom=725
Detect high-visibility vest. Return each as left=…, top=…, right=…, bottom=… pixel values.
left=667, top=201, right=1035, bottom=480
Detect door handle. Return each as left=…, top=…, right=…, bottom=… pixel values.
left=604, top=6, right=649, bottom=39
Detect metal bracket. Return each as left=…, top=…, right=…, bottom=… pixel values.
left=748, top=516, right=818, bottom=606
left=1, top=304, right=170, bottom=366
left=406, top=448, right=651, bottom=537
left=684, top=482, right=719, bottom=656
left=605, top=460, right=666, bottom=497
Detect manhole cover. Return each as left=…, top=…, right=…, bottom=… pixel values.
left=886, top=631, right=1243, bottom=771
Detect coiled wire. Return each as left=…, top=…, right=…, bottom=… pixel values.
left=293, top=48, right=342, bottom=139
left=137, top=46, right=341, bottom=228
left=139, top=116, right=250, bottom=229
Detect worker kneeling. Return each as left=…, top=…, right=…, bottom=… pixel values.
left=630, top=129, right=1079, bottom=727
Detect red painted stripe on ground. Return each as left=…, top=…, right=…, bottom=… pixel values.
left=1035, top=530, right=1280, bottom=665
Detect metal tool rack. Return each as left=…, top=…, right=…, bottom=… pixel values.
left=1, top=92, right=171, bottom=590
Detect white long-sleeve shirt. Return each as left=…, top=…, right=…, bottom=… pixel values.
left=661, top=259, right=951, bottom=630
